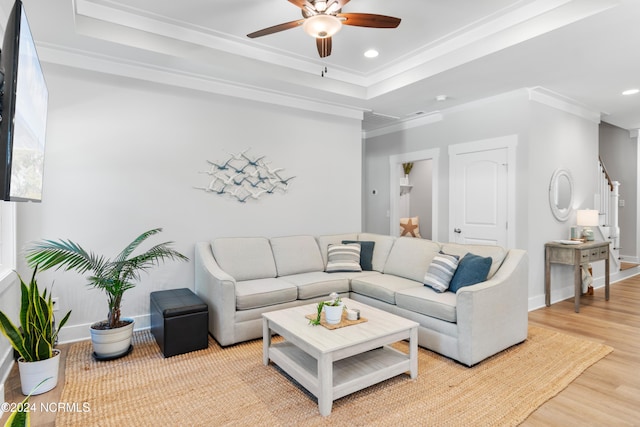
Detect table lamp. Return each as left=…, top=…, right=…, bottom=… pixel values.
left=577, top=209, right=599, bottom=241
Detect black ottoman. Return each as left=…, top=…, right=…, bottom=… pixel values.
left=150, top=288, right=209, bottom=357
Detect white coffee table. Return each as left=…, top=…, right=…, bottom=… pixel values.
left=262, top=298, right=418, bottom=416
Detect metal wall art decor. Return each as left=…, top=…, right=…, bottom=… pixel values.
left=194, top=149, right=295, bottom=203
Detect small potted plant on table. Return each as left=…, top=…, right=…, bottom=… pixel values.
left=309, top=293, right=345, bottom=325
left=25, top=228, right=188, bottom=360
left=0, top=269, right=71, bottom=395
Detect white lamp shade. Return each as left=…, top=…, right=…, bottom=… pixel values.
left=576, top=209, right=599, bottom=227
left=303, top=14, right=342, bottom=38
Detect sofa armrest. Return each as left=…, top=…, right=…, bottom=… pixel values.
left=455, top=249, right=528, bottom=366
left=194, top=241, right=237, bottom=346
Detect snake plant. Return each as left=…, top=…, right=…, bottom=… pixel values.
left=0, top=269, right=71, bottom=362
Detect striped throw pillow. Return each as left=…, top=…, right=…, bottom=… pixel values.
left=423, top=252, right=460, bottom=293
left=326, top=243, right=362, bottom=273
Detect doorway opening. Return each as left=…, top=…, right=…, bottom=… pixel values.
left=389, top=149, right=439, bottom=240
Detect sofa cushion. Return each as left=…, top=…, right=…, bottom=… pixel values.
left=357, top=233, right=396, bottom=272
left=326, top=243, right=362, bottom=272
left=448, top=253, right=492, bottom=293
left=317, top=233, right=358, bottom=266
left=440, top=243, right=507, bottom=279
left=235, top=278, right=297, bottom=310
left=351, top=273, right=422, bottom=305
left=270, top=235, right=324, bottom=276
left=278, top=272, right=350, bottom=300
left=341, top=240, right=375, bottom=271
left=396, top=286, right=458, bottom=323
left=211, top=237, right=276, bottom=282
left=423, top=252, right=460, bottom=293
left=383, top=237, right=441, bottom=283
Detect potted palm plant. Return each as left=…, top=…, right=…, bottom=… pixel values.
left=0, top=269, right=71, bottom=395
left=25, top=228, right=188, bottom=360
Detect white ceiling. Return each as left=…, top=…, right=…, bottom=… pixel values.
left=14, top=0, right=640, bottom=132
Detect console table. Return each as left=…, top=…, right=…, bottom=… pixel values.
left=544, top=241, right=610, bottom=313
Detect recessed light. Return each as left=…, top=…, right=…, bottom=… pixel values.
left=435, top=95, right=447, bottom=102
left=364, top=49, right=379, bottom=58
left=622, top=89, right=639, bottom=96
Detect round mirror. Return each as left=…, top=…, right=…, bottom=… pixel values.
left=549, top=169, right=574, bottom=222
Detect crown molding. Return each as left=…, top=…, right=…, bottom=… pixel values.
left=363, top=86, right=604, bottom=139
left=363, top=89, right=528, bottom=138
left=72, top=0, right=365, bottom=86
left=73, top=0, right=620, bottom=101
left=363, top=112, right=444, bottom=139
left=527, top=87, right=602, bottom=123
left=365, top=0, right=620, bottom=97
left=38, top=43, right=364, bottom=121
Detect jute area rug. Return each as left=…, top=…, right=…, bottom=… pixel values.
left=57, top=326, right=612, bottom=426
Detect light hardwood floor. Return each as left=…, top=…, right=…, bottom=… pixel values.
left=523, top=271, right=640, bottom=426
left=2, top=273, right=639, bottom=426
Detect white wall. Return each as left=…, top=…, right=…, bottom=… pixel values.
left=363, top=90, right=602, bottom=310
left=13, top=64, right=363, bottom=342
left=527, top=101, right=600, bottom=305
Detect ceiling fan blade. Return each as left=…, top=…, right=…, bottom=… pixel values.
left=316, top=36, right=332, bottom=58
left=338, top=13, right=401, bottom=28
left=247, top=19, right=305, bottom=38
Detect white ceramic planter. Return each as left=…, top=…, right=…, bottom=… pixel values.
left=323, top=304, right=344, bottom=325
left=18, top=349, right=60, bottom=396
left=90, top=318, right=134, bottom=359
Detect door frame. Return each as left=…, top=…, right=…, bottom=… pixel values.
left=389, top=148, right=440, bottom=240
left=448, top=135, right=517, bottom=248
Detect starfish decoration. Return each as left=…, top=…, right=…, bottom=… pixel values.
left=400, top=218, right=419, bottom=237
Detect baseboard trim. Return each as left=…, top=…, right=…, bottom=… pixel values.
left=528, top=268, right=640, bottom=311
left=57, top=314, right=151, bottom=345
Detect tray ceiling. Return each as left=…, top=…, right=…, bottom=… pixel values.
left=12, top=0, right=640, bottom=132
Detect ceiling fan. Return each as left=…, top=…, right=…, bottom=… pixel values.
left=247, top=0, right=401, bottom=58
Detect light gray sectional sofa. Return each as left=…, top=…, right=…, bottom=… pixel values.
left=194, top=233, right=528, bottom=366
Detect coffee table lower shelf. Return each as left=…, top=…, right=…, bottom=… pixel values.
left=269, top=342, right=413, bottom=403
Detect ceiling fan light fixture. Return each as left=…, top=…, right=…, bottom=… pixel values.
left=303, top=14, right=342, bottom=38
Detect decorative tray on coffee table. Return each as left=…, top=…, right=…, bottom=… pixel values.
left=305, top=312, right=368, bottom=330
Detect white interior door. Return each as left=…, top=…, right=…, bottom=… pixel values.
left=450, top=148, right=508, bottom=246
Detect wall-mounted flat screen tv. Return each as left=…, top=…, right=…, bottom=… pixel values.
left=0, top=0, right=48, bottom=202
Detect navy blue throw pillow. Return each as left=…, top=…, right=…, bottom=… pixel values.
left=448, top=253, right=492, bottom=293
left=342, top=240, right=375, bottom=271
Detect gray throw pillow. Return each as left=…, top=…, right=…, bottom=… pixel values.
left=423, top=252, right=459, bottom=293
